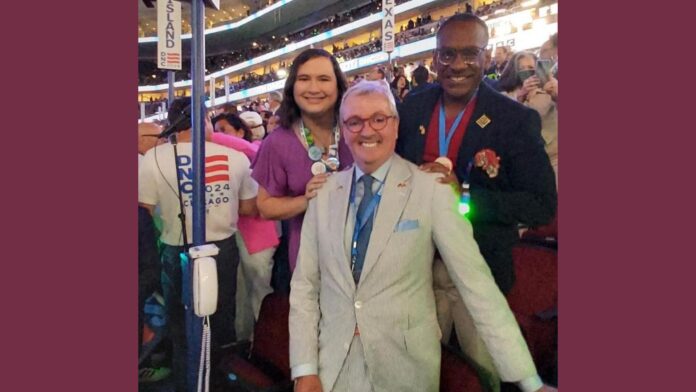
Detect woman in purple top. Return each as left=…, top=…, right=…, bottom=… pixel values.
left=251, top=48, right=353, bottom=272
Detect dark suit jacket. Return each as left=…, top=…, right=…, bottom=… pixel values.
left=396, top=82, right=557, bottom=293
left=408, top=82, right=436, bottom=96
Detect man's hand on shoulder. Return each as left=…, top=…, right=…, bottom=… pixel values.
left=294, top=375, right=323, bottom=392
left=420, top=162, right=461, bottom=194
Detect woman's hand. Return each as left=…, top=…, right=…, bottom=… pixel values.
left=304, top=173, right=330, bottom=201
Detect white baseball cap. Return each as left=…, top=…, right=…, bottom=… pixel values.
left=239, top=111, right=265, bottom=140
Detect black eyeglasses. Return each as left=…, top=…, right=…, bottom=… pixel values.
left=436, top=46, right=487, bottom=66
left=342, top=113, right=396, bottom=133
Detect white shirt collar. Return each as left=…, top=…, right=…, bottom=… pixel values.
left=354, top=154, right=394, bottom=185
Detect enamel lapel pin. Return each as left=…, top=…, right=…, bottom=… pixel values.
left=476, top=114, right=491, bottom=128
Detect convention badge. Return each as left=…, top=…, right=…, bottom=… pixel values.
left=311, top=161, right=327, bottom=175
left=325, top=157, right=340, bottom=172
left=434, top=156, right=453, bottom=172
left=476, top=114, right=491, bottom=128
left=308, top=145, right=323, bottom=161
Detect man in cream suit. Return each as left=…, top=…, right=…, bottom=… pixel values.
left=289, top=80, right=554, bottom=392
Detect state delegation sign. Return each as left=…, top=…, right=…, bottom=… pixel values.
left=382, top=0, right=395, bottom=53
left=157, top=0, right=182, bottom=70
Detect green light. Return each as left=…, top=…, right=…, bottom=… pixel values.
left=458, top=202, right=470, bottom=215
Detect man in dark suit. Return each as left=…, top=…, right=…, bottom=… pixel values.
left=409, top=65, right=434, bottom=95
left=486, top=45, right=510, bottom=79
left=395, top=13, right=557, bottom=392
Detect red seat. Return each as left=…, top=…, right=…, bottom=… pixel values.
left=506, top=244, right=558, bottom=380
left=249, top=293, right=291, bottom=378
left=521, top=214, right=558, bottom=243
left=222, top=293, right=487, bottom=391
left=440, top=344, right=484, bottom=392
left=220, top=292, right=292, bottom=391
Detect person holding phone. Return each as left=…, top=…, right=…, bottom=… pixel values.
left=498, top=51, right=558, bottom=183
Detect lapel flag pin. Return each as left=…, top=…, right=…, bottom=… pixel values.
left=476, top=114, right=491, bottom=128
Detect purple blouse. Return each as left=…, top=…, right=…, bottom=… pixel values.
left=251, top=126, right=354, bottom=271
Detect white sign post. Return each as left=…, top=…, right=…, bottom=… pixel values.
left=157, top=0, right=182, bottom=70
left=209, top=77, right=216, bottom=107
left=382, top=0, right=396, bottom=53
left=224, top=75, right=230, bottom=102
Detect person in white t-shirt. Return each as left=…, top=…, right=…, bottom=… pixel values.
left=138, top=122, right=163, bottom=169
left=138, top=98, right=259, bottom=390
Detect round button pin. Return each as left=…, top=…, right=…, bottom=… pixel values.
left=308, top=145, right=323, bottom=161
left=311, top=161, right=327, bottom=175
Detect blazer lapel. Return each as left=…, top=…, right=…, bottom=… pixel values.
left=399, top=86, right=441, bottom=165
left=329, top=167, right=356, bottom=288
left=358, top=156, right=413, bottom=286
left=456, top=83, right=494, bottom=182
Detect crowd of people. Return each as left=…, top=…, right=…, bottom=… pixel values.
left=139, top=0, right=389, bottom=85
left=138, top=0, right=540, bottom=87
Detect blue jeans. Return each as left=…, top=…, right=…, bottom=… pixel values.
left=161, top=234, right=240, bottom=390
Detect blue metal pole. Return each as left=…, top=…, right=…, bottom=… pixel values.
left=191, top=5, right=206, bottom=246
left=168, top=71, right=175, bottom=104
left=187, top=1, right=206, bottom=391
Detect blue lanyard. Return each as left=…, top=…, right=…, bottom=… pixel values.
left=438, top=94, right=476, bottom=157
left=439, top=105, right=466, bottom=157
left=349, top=174, right=385, bottom=267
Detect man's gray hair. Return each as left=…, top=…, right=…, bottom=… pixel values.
left=268, top=90, right=283, bottom=103
left=340, top=79, right=399, bottom=120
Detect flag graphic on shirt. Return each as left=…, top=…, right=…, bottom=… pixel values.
left=175, top=154, right=231, bottom=211
left=205, top=155, right=229, bottom=184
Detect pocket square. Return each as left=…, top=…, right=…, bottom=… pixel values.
left=395, top=219, right=419, bottom=232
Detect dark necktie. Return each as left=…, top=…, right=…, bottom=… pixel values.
left=353, top=175, right=375, bottom=284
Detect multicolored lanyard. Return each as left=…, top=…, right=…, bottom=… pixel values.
left=300, top=119, right=340, bottom=174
